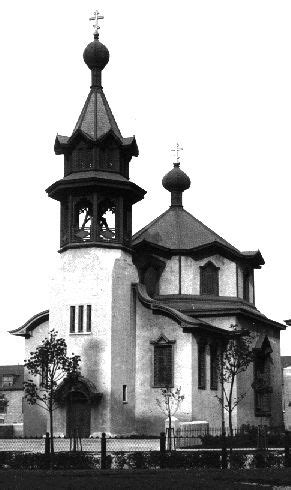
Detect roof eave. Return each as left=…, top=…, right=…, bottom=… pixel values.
left=9, top=310, right=49, bottom=337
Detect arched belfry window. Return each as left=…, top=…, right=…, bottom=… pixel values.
left=200, top=261, right=219, bottom=296
left=97, top=198, right=116, bottom=241
left=74, top=198, right=93, bottom=241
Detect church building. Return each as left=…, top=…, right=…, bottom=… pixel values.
left=10, top=21, right=286, bottom=437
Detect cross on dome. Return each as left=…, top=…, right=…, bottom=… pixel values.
left=171, top=143, right=183, bottom=167
left=89, top=10, right=104, bottom=36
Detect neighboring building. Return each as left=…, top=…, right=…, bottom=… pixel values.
left=10, top=25, right=286, bottom=437
left=281, top=347, right=291, bottom=430
left=0, top=365, right=24, bottom=426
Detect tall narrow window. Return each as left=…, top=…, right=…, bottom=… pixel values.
left=123, top=385, right=127, bottom=403
left=253, top=337, right=272, bottom=417
left=154, top=345, right=173, bottom=387
left=86, top=305, right=92, bottom=332
left=243, top=270, right=250, bottom=301
left=151, top=335, right=175, bottom=388
left=78, top=305, right=84, bottom=333
left=198, top=341, right=206, bottom=389
left=210, top=345, right=218, bottom=390
left=70, top=306, right=76, bottom=333
left=200, top=262, right=219, bottom=296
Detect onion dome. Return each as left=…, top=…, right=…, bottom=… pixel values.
left=162, top=162, right=191, bottom=207
left=83, top=37, right=110, bottom=70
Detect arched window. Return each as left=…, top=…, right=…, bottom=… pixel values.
left=74, top=198, right=93, bottom=241
left=97, top=198, right=116, bottom=241
left=150, top=335, right=175, bottom=388
left=200, top=262, right=219, bottom=296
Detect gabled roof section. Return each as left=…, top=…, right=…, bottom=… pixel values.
left=132, top=207, right=264, bottom=267
left=9, top=310, right=49, bottom=338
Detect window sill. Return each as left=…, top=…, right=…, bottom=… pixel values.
left=151, top=385, right=174, bottom=389
left=122, top=401, right=128, bottom=405
left=69, top=332, right=92, bottom=335
left=210, top=386, right=218, bottom=391
left=198, top=386, right=206, bottom=390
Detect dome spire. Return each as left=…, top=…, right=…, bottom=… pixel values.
left=162, top=143, right=191, bottom=207
left=84, top=10, right=109, bottom=88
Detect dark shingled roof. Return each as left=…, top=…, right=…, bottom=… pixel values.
left=132, top=207, right=264, bottom=268
left=0, top=365, right=24, bottom=391
left=73, top=89, right=122, bottom=141
left=133, top=207, right=238, bottom=251
left=154, top=295, right=285, bottom=330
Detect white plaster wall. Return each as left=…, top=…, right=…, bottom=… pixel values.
left=160, top=255, right=237, bottom=297
left=181, top=256, right=195, bottom=294
left=283, top=368, right=291, bottom=430
left=49, top=247, right=138, bottom=435
left=159, top=256, right=179, bottom=294
left=135, top=305, right=193, bottom=434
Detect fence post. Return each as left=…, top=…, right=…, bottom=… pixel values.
left=45, top=432, right=50, bottom=456
left=160, top=432, right=166, bottom=468
left=221, top=429, right=227, bottom=469
left=101, top=432, right=106, bottom=470
left=285, top=430, right=290, bottom=467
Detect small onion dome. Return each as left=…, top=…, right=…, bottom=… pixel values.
left=83, top=38, right=110, bottom=70
left=162, top=162, right=191, bottom=193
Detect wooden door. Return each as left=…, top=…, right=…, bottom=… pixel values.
left=66, top=392, right=91, bottom=438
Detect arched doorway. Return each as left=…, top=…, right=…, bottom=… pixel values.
left=66, top=391, right=91, bottom=438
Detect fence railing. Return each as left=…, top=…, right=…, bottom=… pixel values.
left=1, top=430, right=291, bottom=470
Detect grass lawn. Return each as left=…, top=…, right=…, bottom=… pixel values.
left=1, top=468, right=291, bottom=489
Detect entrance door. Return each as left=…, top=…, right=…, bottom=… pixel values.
left=66, top=392, right=91, bottom=438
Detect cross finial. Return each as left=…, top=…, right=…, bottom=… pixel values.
left=171, top=143, right=183, bottom=167
left=89, top=10, right=104, bottom=37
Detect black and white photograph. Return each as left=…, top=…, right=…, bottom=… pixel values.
left=1, top=1, right=291, bottom=488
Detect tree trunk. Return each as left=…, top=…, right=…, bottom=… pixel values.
left=168, top=405, right=172, bottom=451
left=49, top=397, right=54, bottom=455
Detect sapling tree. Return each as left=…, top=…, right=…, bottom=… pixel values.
left=156, top=386, right=184, bottom=450
left=24, top=330, right=81, bottom=454
left=216, top=325, right=254, bottom=442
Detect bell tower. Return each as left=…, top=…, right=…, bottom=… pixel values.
left=46, top=22, right=145, bottom=251
left=45, top=16, right=146, bottom=435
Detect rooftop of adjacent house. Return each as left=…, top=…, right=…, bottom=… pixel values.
left=282, top=356, right=291, bottom=369
left=0, top=365, right=24, bottom=391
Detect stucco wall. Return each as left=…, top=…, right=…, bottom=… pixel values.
left=135, top=303, right=193, bottom=434
left=48, top=247, right=138, bottom=436
left=159, top=256, right=179, bottom=294
left=159, top=255, right=237, bottom=296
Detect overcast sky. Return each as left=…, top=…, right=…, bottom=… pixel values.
left=1, top=0, right=291, bottom=363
